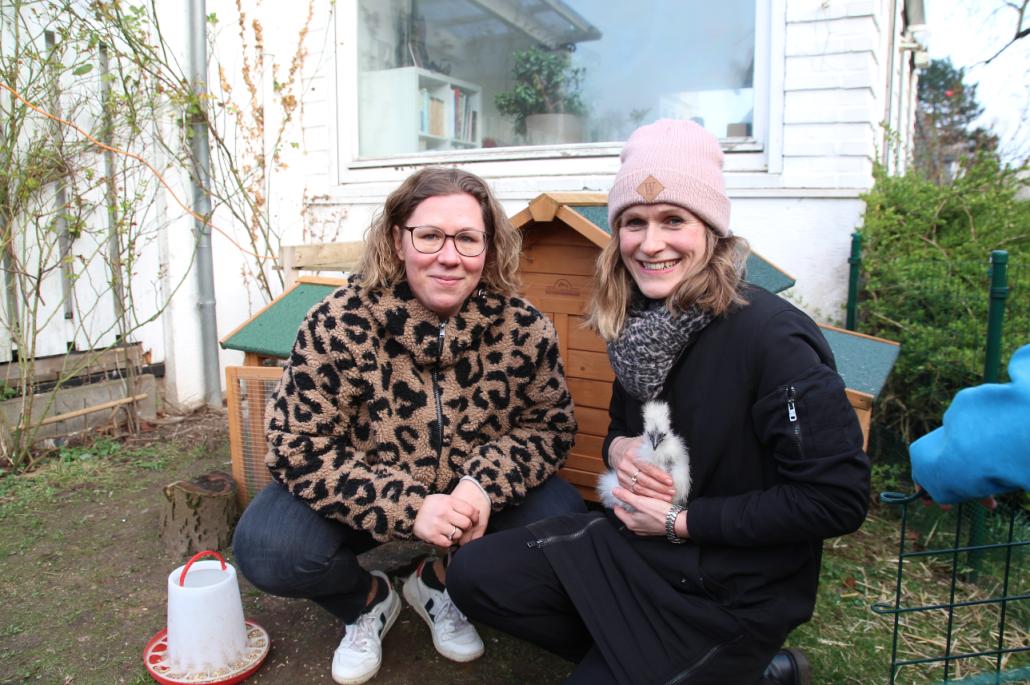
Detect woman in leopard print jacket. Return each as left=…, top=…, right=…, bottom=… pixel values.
left=233, top=168, right=585, bottom=684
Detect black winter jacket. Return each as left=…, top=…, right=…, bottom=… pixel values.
left=602, top=284, right=870, bottom=635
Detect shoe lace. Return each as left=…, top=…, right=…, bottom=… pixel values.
left=339, top=610, right=379, bottom=652
left=433, top=590, right=472, bottom=639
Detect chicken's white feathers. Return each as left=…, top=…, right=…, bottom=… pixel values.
left=596, top=400, right=691, bottom=512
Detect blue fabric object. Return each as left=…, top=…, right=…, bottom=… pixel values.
left=909, top=344, right=1030, bottom=504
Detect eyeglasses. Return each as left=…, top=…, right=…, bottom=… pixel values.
left=402, top=225, right=488, bottom=257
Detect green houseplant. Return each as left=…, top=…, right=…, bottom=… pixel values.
left=495, top=46, right=586, bottom=142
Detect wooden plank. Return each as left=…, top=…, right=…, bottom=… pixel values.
left=568, top=317, right=606, bottom=353
left=535, top=191, right=607, bottom=206
left=845, top=388, right=874, bottom=411
left=225, top=367, right=249, bottom=506
left=297, top=275, right=349, bottom=287
left=567, top=349, right=615, bottom=382
left=845, top=388, right=874, bottom=452
left=565, top=453, right=604, bottom=474
left=571, top=432, right=605, bottom=459
left=522, top=223, right=597, bottom=248
left=558, top=466, right=602, bottom=501
left=0, top=342, right=144, bottom=386
left=510, top=206, right=534, bottom=229
left=519, top=245, right=598, bottom=276
left=819, top=322, right=900, bottom=346
left=225, top=366, right=282, bottom=506
left=528, top=193, right=561, bottom=222
left=556, top=205, right=611, bottom=249
left=853, top=405, right=872, bottom=453
left=17, top=393, right=147, bottom=430
left=575, top=405, right=610, bottom=437
left=569, top=377, right=612, bottom=410
left=281, top=242, right=364, bottom=288
left=521, top=272, right=592, bottom=316
left=552, top=312, right=569, bottom=366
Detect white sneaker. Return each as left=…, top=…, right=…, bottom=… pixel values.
left=331, top=570, right=401, bottom=684
left=402, top=559, right=485, bottom=662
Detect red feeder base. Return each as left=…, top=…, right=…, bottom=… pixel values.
left=143, top=620, right=270, bottom=685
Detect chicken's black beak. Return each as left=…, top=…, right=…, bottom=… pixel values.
left=647, top=429, right=663, bottom=450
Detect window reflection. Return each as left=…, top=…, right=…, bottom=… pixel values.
left=357, top=0, right=755, bottom=157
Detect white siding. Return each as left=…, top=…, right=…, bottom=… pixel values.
left=133, top=0, right=922, bottom=404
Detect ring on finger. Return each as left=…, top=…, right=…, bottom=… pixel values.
left=450, top=525, right=459, bottom=540
left=631, top=482, right=639, bottom=494
left=631, top=470, right=640, bottom=486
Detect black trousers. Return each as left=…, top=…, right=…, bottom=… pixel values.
left=448, top=514, right=783, bottom=685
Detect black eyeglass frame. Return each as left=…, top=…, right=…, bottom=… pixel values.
left=401, top=225, right=489, bottom=257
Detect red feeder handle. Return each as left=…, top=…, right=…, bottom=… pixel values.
left=178, top=549, right=227, bottom=586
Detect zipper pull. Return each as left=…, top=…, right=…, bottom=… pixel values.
left=526, top=539, right=544, bottom=549
left=786, top=386, right=797, bottom=422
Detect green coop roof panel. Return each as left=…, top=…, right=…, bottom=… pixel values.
left=818, top=325, right=900, bottom=398
left=221, top=281, right=341, bottom=359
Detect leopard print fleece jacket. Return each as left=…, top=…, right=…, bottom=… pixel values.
left=265, top=279, right=577, bottom=542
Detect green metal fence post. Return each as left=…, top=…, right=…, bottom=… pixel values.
left=846, top=231, right=862, bottom=331
left=967, top=250, right=1010, bottom=579
left=983, top=250, right=1009, bottom=383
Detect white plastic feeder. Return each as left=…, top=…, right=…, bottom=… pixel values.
left=143, top=550, right=269, bottom=685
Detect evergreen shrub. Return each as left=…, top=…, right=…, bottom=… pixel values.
left=859, top=156, right=1030, bottom=444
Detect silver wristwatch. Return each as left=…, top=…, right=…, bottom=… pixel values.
left=665, top=504, right=686, bottom=544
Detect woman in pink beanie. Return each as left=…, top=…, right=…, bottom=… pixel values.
left=449, top=120, right=870, bottom=684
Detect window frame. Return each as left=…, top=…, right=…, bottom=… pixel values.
left=331, top=0, right=784, bottom=181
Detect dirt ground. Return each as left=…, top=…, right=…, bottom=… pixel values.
left=0, top=410, right=572, bottom=685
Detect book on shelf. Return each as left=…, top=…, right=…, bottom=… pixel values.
left=418, top=88, right=429, bottom=133
left=428, top=96, right=445, bottom=137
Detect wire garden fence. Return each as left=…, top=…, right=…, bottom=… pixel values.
left=847, top=243, right=1030, bottom=683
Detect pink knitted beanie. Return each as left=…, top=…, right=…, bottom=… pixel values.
left=607, top=119, right=730, bottom=236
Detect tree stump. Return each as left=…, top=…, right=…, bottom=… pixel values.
left=159, top=470, right=239, bottom=559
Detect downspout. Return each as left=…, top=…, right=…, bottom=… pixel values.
left=188, top=0, right=221, bottom=408
left=882, top=0, right=899, bottom=168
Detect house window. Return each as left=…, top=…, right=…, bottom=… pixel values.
left=356, top=0, right=756, bottom=158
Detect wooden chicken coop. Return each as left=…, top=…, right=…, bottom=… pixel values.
left=221, top=192, right=897, bottom=506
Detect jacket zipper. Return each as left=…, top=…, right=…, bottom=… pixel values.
left=432, top=321, right=446, bottom=457
left=661, top=634, right=743, bottom=685
left=525, top=516, right=607, bottom=549
left=786, top=385, right=803, bottom=453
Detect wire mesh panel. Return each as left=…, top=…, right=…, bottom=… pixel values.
left=873, top=491, right=1030, bottom=684
left=225, top=365, right=283, bottom=506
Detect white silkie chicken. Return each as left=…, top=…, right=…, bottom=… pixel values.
left=597, top=400, right=691, bottom=512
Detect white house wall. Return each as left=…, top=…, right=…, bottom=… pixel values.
left=291, top=0, right=904, bottom=321
left=139, top=0, right=921, bottom=407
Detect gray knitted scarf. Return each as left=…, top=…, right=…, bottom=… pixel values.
left=607, top=297, right=713, bottom=402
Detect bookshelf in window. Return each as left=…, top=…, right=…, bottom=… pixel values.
left=358, top=67, right=482, bottom=157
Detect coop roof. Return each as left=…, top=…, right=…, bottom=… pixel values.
left=220, top=276, right=346, bottom=359
left=511, top=192, right=797, bottom=295
left=817, top=323, right=900, bottom=399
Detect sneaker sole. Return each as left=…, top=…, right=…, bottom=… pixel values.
left=332, top=577, right=402, bottom=685
left=402, top=572, right=485, bottom=663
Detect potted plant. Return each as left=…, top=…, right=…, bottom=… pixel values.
left=494, top=46, right=587, bottom=145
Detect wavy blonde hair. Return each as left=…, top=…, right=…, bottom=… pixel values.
left=357, top=167, right=521, bottom=295
left=586, top=211, right=750, bottom=341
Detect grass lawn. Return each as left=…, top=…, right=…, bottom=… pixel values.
left=1, top=412, right=1026, bottom=684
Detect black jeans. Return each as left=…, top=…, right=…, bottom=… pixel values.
left=232, top=476, right=585, bottom=623
left=448, top=517, right=783, bottom=685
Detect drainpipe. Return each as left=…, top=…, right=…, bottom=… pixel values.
left=882, top=0, right=899, bottom=168
left=188, top=0, right=221, bottom=408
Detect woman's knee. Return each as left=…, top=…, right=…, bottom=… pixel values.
left=232, top=485, right=349, bottom=596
